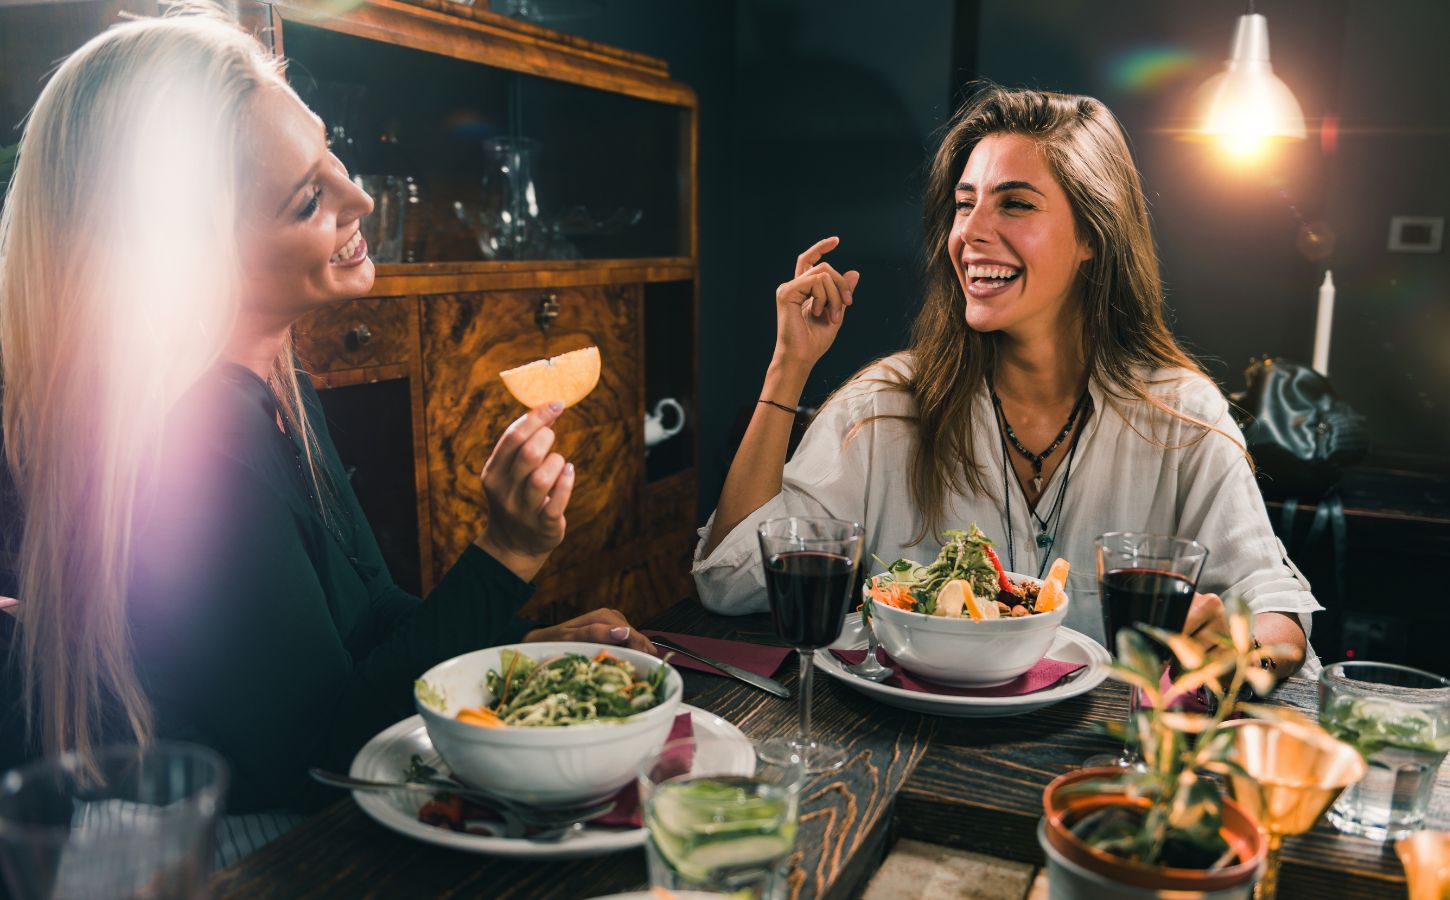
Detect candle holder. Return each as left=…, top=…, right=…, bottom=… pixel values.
left=1223, top=718, right=1366, bottom=900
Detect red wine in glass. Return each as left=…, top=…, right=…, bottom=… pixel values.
left=1101, top=568, right=1197, bottom=659
left=765, top=551, right=855, bottom=650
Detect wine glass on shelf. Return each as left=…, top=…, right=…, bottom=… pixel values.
left=1085, top=532, right=1208, bottom=769
left=756, top=517, right=864, bottom=774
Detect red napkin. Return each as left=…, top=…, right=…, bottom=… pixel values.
left=417, top=712, right=694, bottom=833
left=591, top=710, right=695, bottom=828
left=644, top=631, right=793, bottom=680
left=829, top=648, right=1086, bottom=698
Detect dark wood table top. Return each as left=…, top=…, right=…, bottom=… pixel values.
left=212, top=601, right=1432, bottom=899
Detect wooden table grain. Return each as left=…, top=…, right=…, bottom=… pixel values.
left=212, top=602, right=1428, bottom=898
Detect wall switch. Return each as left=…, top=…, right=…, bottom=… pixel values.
left=1388, top=216, right=1444, bottom=253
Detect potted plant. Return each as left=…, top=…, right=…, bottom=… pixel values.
left=1039, top=597, right=1288, bottom=899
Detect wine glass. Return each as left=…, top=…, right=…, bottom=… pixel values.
left=1085, top=532, right=1208, bottom=768
left=756, top=517, right=864, bottom=774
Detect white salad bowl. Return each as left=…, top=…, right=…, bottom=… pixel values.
left=414, top=642, right=683, bottom=807
left=868, top=572, right=1070, bottom=687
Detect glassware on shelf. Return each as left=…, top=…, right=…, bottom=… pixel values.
left=352, top=174, right=407, bottom=263
left=453, top=137, right=579, bottom=261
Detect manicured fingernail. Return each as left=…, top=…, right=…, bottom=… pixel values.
left=548, top=401, right=564, bottom=413
left=833, top=308, right=842, bottom=323
left=609, top=626, right=630, bottom=641
left=565, top=463, right=575, bottom=478
left=845, top=291, right=854, bottom=304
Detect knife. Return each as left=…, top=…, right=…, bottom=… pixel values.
left=650, top=635, right=792, bottom=700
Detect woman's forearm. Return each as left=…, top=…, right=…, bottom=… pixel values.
left=702, top=358, right=811, bottom=557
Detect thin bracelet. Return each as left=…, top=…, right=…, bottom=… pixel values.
left=758, top=399, right=798, bottom=415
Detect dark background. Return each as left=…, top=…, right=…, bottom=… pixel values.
left=560, top=0, right=1450, bottom=669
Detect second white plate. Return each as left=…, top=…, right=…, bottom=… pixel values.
left=815, top=613, right=1111, bottom=717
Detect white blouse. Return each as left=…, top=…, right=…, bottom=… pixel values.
left=692, top=356, right=1323, bottom=677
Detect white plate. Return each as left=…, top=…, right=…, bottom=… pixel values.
left=349, top=704, right=750, bottom=859
left=815, top=613, right=1111, bottom=718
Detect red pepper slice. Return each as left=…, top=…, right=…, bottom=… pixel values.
left=984, top=545, right=1013, bottom=594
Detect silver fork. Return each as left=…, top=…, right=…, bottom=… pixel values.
left=845, top=605, right=892, bottom=682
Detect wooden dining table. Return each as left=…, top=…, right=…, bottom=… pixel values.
left=211, top=600, right=1435, bottom=899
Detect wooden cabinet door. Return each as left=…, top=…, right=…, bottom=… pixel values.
left=421, top=285, right=643, bottom=619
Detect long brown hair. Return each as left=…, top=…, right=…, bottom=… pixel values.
left=0, top=6, right=328, bottom=762
left=854, top=83, right=1226, bottom=543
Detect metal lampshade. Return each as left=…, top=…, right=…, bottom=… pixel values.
left=1193, top=13, right=1307, bottom=152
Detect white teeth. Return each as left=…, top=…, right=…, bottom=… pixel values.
left=330, top=231, right=362, bottom=263
left=966, top=264, right=1020, bottom=281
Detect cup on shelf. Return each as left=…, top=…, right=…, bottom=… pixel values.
left=645, top=397, right=686, bottom=450
left=352, top=174, right=407, bottom=263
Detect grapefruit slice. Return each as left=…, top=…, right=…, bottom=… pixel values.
left=499, top=346, right=601, bottom=409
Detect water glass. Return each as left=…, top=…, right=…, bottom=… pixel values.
left=757, top=517, right=864, bottom=773
left=0, top=743, right=229, bottom=900
left=640, top=735, right=802, bottom=900
left=1319, top=661, right=1450, bottom=841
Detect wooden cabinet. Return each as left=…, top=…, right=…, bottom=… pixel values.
left=274, top=2, right=700, bottom=625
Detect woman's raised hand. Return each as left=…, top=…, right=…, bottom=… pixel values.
left=475, top=402, right=576, bottom=583
left=773, top=236, right=860, bottom=372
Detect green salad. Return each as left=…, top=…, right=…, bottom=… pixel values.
left=485, top=649, right=670, bottom=726
left=871, top=524, right=1006, bottom=615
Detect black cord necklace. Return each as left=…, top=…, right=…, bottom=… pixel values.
left=990, top=386, right=1090, bottom=494
left=997, top=392, right=1089, bottom=578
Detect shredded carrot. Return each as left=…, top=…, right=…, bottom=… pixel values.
left=593, top=649, right=620, bottom=663
left=868, top=579, right=915, bottom=611
left=456, top=706, right=504, bottom=728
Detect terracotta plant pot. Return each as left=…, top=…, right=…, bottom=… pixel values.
left=1038, top=767, right=1268, bottom=900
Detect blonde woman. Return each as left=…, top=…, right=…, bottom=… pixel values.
left=0, top=6, right=653, bottom=831
left=696, top=85, right=1319, bottom=678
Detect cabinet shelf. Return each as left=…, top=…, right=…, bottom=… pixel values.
left=368, top=257, right=695, bottom=295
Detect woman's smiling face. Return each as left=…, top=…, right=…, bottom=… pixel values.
left=237, top=86, right=374, bottom=318
left=947, top=133, right=1092, bottom=338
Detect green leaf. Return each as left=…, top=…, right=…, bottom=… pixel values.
left=1116, top=628, right=1166, bottom=686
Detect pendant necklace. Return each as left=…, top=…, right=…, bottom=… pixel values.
left=996, top=388, right=1089, bottom=577
left=990, top=385, right=1090, bottom=495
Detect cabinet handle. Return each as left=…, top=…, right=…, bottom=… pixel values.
left=347, top=323, right=373, bottom=349
left=534, top=293, right=560, bottom=333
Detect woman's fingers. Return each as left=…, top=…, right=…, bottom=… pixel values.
left=540, top=461, right=575, bottom=519
left=504, top=424, right=557, bottom=488
left=795, top=235, right=840, bottom=277
left=813, top=271, right=845, bottom=323
left=520, top=452, right=566, bottom=511
left=483, top=403, right=562, bottom=485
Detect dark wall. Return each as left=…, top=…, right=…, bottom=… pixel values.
left=565, top=0, right=957, bottom=517
left=975, top=0, right=1450, bottom=465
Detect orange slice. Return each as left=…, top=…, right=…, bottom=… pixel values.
left=1036, top=558, right=1070, bottom=612
left=456, top=706, right=505, bottom=728
left=499, top=346, right=601, bottom=409
left=935, top=579, right=969, bottom=618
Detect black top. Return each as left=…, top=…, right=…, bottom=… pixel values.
left=0, top=366, right=538, bottom=811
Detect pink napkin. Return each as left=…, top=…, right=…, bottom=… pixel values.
left=829, top=647, right=1086, bottom=697
left=644, top=631, right=793, bottom=680
left=592, top=711, right=695, bottom=828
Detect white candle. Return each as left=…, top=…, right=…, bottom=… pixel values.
left=1312, top=269, right=1335, bottom=376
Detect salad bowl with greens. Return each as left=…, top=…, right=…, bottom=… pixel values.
left=414, top=642, right=683, bottom=807
left=865, top=525, right=1072, bottom=687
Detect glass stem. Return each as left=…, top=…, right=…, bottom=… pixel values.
left=1123, top=681, right=1143, bottom=763
left=1255, top=833, right=1284, bottom=900
left=797, top=650, right=814, bottom=746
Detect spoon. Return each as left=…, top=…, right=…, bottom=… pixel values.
left=845, top=604, right=892, bottom=683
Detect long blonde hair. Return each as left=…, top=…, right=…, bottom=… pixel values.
left=0, top=7, right=322, bottom=760
left=851, top=84, right=1227, bottom=543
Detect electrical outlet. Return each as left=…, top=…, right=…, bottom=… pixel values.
left=1388, top=216, right=1444, bottom=253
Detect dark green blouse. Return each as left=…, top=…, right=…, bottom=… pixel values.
left=11, top=364, right=537, bottom=812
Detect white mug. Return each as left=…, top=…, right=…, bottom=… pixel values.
left=644, top=397, right=686, bottom=448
